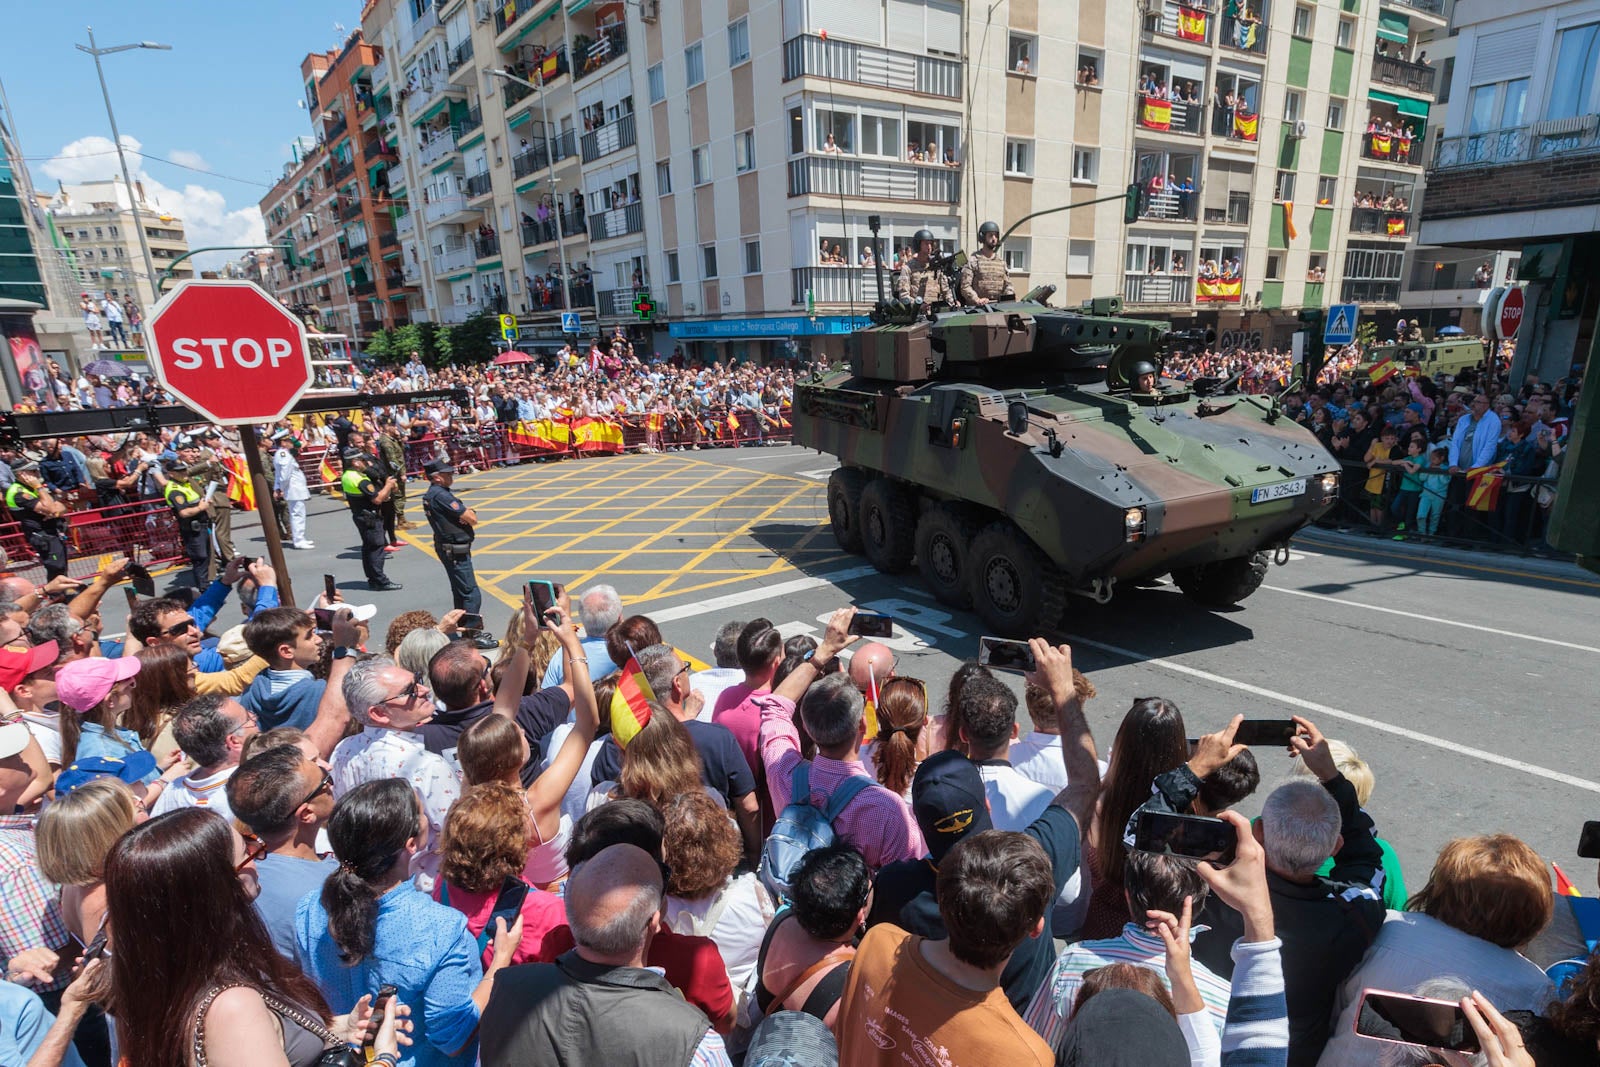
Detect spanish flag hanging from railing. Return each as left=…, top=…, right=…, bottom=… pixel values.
left=571, top=417, right=624, bottom=454
left=1370, top=133, right=1392, bottom=155
left=1196, top=277, right=1244, bottom=301
left=1141, top=98, right=1172, bottom=131
left=1465, top=462, right=1506, bottom=512
left=1233, top=111, right=1258, bottom=141
left=1386, top=217, right=1407, bottom=236
left=1178, top=6, right=1208, bottom=40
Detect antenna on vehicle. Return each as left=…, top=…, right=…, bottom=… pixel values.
left=868, top=214, right=887, bottom=316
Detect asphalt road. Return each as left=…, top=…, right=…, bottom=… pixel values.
left=115, top=443, right=1600, bottom=964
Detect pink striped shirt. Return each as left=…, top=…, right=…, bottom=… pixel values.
left=756, top=693, right=924, bottom=870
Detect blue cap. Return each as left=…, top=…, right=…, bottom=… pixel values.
left=56, top=752, right=158, bottom=795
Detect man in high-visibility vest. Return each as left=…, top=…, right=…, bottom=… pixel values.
left=6, top=461, right=70, bottom=579
left=341, top=449, right=402, bottom=591
left=162, top=458, right=214, bottom=588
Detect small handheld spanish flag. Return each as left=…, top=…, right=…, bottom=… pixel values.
left=863, top=663, right=880, bottom=740
left=610, top=650, right=657, bottom=747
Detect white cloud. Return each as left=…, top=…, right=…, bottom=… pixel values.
left=40, top=135, right=266, bottom=271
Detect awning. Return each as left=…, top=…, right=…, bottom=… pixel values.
left=1368, top=89, right=1430, bottom=121
left=1377, top=11, right=1410, bottom=44
left=509, top=2, right=562, bottom=47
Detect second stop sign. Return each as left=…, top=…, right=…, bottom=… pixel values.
left=144, top=279, right=314, bottom=425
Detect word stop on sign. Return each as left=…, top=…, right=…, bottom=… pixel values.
left=170, top=336, right=297, bottom=370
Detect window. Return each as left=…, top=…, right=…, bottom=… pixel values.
left=684, top=42, right=705, bottom=87
left=1266, top=253, right=1282, bottom=280
left=666, top=250, right=680, bottom=282
left=1548, top=23, right=1600, bottom=120
left=735, top=129, right=756, bottom=173
left=1072, top=147, right=1099, bottom=183
left=656, top=159, right=673, bottom=195
left=1004, top=139, right=1034, bottom=176
left=1008, top=33, right=1036, bottom=75
left=692, top=144, right=711, bottom=184
left=702, top=244, right=718, bottom=278
left=744, top=239, right=761, bottom=274
left=1284, top=90, right=1303, bottom=123
left=905, top=119, right=958, bottom=162
left=788, top=105, right=803, bottom=154
left=860, top=115, right=901, bottom=158
left=1316, top=175, right=1337, bottom=204
left=816, top=108, right=855, bottom=153
left=1292, top=4, right=1313, bottom=38
left=728, top=18, right=750, bottom=65
left=1003, top=239, right=1029, bottom=272
left=1275, top=170, right=1296, bottom=201
left=648, top=63, right=666, bottom=103
left=1067, top=240, right=1094, bottom=275
left=1327, top=97, right=1345, bottom=130
left=1308, top=253, right=1326, bottom=282
left=1336, top=16, right=1355, bottom=49
left=1077, top=48, right=1102, bottom=87
left=1438, top=57, right=1455, bottom=105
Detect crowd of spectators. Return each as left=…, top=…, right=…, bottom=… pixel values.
left=0, top=562, right=1595, bottom=1066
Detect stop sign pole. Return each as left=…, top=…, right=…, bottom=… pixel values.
left=144, top=280, right=315, bottom=607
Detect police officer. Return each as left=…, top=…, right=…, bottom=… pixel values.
left=1131, top=360, right=1159, bottom=394
left=341, top=449, right=402, bottom=591
left=162, top=458, right=215, bottom=588
left=893, top=228, right=954, bottom=308
left=7, top=461, right=70, bottom=580
left=421, top=458, right=496, bottom=648
left=958, top=220, right=1016, bottom=305
left=174, top=432, right=234, bottom=578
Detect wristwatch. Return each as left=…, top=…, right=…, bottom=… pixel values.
left=332, top=646, right=356, bottom=660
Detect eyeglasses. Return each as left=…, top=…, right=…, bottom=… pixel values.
left=380, top=672, right=428, bottom=706
left=236, top=831, right=270, bottom=872
left=296, top=768, right=333, bottom=809
left=160, top=617, right=198, bottom=637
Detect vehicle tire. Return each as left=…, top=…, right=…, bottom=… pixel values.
left=915, top=502, right=981, bottom=607
left=859, top=478, right=917, bottom=573
left=827, top=467, right=869, bottom=554
left=967, top=521, right=1067, bottom=638
left=1171, top=552, right=1269, bottom=607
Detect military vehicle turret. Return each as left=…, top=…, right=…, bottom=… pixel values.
left=793, top=279, right=1341, bottom=637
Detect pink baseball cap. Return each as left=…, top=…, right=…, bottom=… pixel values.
left=56, top=656, right=142, bottom=713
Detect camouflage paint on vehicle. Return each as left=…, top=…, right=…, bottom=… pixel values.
left=1346, top=339, right=1490, bottom=386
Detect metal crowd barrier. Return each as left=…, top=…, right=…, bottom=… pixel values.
left=0, top=500, right=188, bottom=582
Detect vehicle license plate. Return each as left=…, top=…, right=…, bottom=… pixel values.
left=1250, top=479, right=1306, bottom=504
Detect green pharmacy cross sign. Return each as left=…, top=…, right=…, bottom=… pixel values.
left=632, top=294, right=655, bottom=321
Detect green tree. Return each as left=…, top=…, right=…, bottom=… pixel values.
left=390, top=322, right=427, bottom=365
left=364, top=328, right=395, bottom=363
left=444, top=312, right=501, bottom=366
left=1356, top=320, right=1378, bottom=352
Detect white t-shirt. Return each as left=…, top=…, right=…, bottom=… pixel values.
left=151, top=765, right=237, bottom=820
left=20, top=710, right=61, bottom=766
left=975, top=761, right=1053, bottom=831
left=665, top=872, right=775, bottom=997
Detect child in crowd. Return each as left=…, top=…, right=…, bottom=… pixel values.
left=1389, top=437, right=1426, bottom=539
left=1363, top=425, right=1399, bottom=529
left=1415, top=446, right=1451, bottom=537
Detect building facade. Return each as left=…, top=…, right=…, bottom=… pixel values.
left=45, top=179, right=192, bottom=308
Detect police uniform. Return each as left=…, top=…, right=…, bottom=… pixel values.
left=341, top=451, right=399, bottom=589
left=162, top=461, right=213, bottom=588
left=894, top=259, right=954, bottom=306
left=6, top=466, right=69, bottom=579
left=958, top=248, right=1015, bottom=304
left=420, top=458, right=481, bottom=614
left=186, top=435, right=235, bottom=578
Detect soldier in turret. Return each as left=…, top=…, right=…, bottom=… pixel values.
left=894, top=228, right=953, bottom=309
left=958, top=220, right=1016, bottom=305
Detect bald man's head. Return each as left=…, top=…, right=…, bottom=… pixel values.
left=564, top=843, right=664, bottom=962
left=848, top=642, right=895, bottom=691
left=0, top=576, right=34, bottom=604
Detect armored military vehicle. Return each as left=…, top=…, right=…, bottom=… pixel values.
left=1345, top=338, right=1489, bottom=386
left=793, top=289, right=1341, bottom=637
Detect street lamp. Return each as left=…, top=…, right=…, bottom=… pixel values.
left=487, top=68, right=575, bottom=316
left=76, top=28, right=171, bottom=311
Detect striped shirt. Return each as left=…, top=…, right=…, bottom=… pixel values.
left=1024, top=923, right=1232, bottom=1049
left=1221, top=938, right=1289, bottom=1067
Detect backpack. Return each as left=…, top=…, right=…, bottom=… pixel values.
left=758, top=762, right=872, bottom=901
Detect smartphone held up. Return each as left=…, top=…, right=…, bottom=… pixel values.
left=977, top=636, right=1036, bottom=673
left=1132, top=810, right=1238, bottom=867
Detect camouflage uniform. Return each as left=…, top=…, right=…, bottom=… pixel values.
left=192, top=447, right=235, bottom=577
left=894, top=259, right=954, bottom=306
left=958, top=249, right=1015, bottom=305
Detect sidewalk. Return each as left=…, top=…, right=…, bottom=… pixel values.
left=1293, top=526, right=1597, bottom=585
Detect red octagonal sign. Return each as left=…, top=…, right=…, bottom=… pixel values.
left=1497, top=286, right=1525, bottom=342
left=144, top=280, right=313, bottom=425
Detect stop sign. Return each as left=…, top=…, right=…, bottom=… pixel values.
left=144, top=280, right=313, bottom=424
left=1497, top=286, right=1525, bottom=341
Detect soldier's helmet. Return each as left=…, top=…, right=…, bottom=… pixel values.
left=978, top=221, right=1001, bottom=238
left=1131, top=360, right=1158, bottom=378
left=913, top=228, right=936, bottom=247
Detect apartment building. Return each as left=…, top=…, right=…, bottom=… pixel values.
left=1420, top=0, right=1600, bottom=386
left=46, top=178, right=193, bottom=308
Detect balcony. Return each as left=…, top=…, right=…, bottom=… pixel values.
left=791, top=266, right=888, bottom=306
left=1219, top=12, right=1267, bottom=55
left=417, top=128, right=462, bottom=167
left=339, top=198, right=364, bottom=222
left=1143, top=1, right=1215, bottom=46
left=351, top=279, right=378, bottom=297
left=1136, top=95, right=1204, bottom=136
left=457, top=105, right=483, bottom=139
left=424, top=193, right=470, bottom=224
left=1349, top=206, right=1412, bottom=237
left=439, top=304, right=474, bottom=324
left=787, top=154, right=961, bottom=203
left=1432, top=119, right=1600, bottom=171
left=572, top=25, right=627, bottom=83
left=396, top=212, right=415, bottom=238
left=1210, top=103, right=1261, bottom=143
left=344, top=241, right=371, bottom=262
left=400, top=2, right=441, bottom=55
left=588, top=201, right=644, bottom=241
left=1341, top=279, right=1402, bottom=303
left=332, top=158, right=357, bottom=182
left=434, top=240, right=474, bottom=274
left=781, top=34, right=961, bottom=100
left=1123, top=273, right=1195, bottom=305
left=512, top=141, right=549, bottom=178
left=521, top=217, right=556, bottom=245
left=1381, top=0, right=1444, bottom=15
left=1202, top=193, right=1251, bottom=226
left=1361, top=129, right=1422, bottom=165
left=581, top=112, right=637, bottom=163
left=474, top=232, right=501, bottom=259
left=385, top=270, right=408, bottom=289
left=494, top=0, right=539, bottom=35
left=404, top=74, right=464, bottom=118
left=475, top=0, right=496, bottom=21
left=448, top=38, right=475, bottom=73
left=363, top=135, right=398, bottom=162
left=1195, top=269, right=1244, bottom=303
left=1136, top=183, right=1199, bottom=222
left=465, top=170, right=494, bottom=199
left=1371, top=54, right=1437, bottom=96
left=597, top=288, right=645, bottom=318
left=325, top=113, right=349, bottom=140
left=525, top=279, right=597, bottom=310
left=379, top=228, right=401, bottom=250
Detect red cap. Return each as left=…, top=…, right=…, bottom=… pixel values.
left=0, top=641, right=59, bottom=692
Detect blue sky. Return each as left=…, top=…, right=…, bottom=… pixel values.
left=4, top=3, right=367, bottom=264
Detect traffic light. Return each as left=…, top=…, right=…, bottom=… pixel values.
left=1123, top=183, right=1146, bottom=225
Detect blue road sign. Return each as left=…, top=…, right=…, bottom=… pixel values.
left=561, top=312, right=581, bottom=334
left=1324, top=303, right=1358, bottom=346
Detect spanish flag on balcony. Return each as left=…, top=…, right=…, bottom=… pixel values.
left=1368, top=358, right=1399, bottom=386
left=1370, top=133, right=1392, bottom=156
left=1178, top=6, right=1208, bottom=40
left=222, top=456, right=256, bottom=511
left=1234, top=17, right=1259, bottom=49
left=1196, top=277, right=1244, bottom=301
left=1141, top=98, right=1172, bottom=131
left=1386, top=216, right=1407, bottom=236
left=1233, top=111, right=1259, bottom=141
left=1465, top=461, right=1506, bottom=512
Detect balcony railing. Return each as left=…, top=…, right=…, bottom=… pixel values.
left=340, top=198, right=364, bottom=222
left=494, top=0, right=540, bottom=35
left=448, top=38, right=475, bottom=73
left=1195, top=270, right=1244, bottom=303
left=424, top=194, right=469, bottom=223
left=379, top=228, right=401, bottom=250
left=351, top=279, right=378, bottom=297
left=344, top=241, right=371, bottom=262
left=1136, top=95, right=1205, bottom=136
left=400, top=2, right=440, bottom=55
left=588, top=201, right=644, bottom=241
left=1202, top=193, right=1251, bottom=226
left=332, top=158, right=356, bottom=182
left=1382, top=0, right=1444, bottom=15
left=1341, top=279, right=1402, bottom=303
left=512, top=142, right=548, bottom=178
left=782, top=33, right=962, bottom=100
left=385, top=270, right=407, bottom=288
left=434, top=242, right=474, bottom=274
left=1210, top=102, right=1261, bottom=142
left=597, top=288, right=651, bottom=317
left=572, top=26, right=627, bottom=83
left=1431, top=118, right=1600, bottom=171
left=1350, top=206, right=1412, bottom=236
left=396, top=212, right=415, bottom=238
left=439, top=304, right=474, bottom=324
left=1136, top=182, right=1199, bottom=221
left=474, top=233, right=501, bottom=258
left=475, top=0, right=496, bottom=21
left=325, top=113, right=349, bottom=140
left=404, top=74, right=462, bottom=117
left=458, top=106, right=483, bottom=138
left=1371, top=54, right=1437, bottom=96
left=1124, top=273, right=1195, bottom=304
left=791, top=266, right=888, bottom=306
left=363, top=135, right=397, bottom=161
left=581, top=112, right=637, bottom=163
left=1361, top=129, right=1422, bottom=165
left=523, top=280, right=596, bottom=310
left=787, top=154, right=961, bottom=203
left=520, top=212, right=581, bottom=245
left=417, top=127, right=462, bottom=167
left=1219, top=12, right=1267, bottom=54
left=466, top=171, right=494, bottom=198
left=1143, top=1, right=1215, bottom=45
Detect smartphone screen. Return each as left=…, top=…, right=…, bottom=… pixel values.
left=324, top=573, right=338, bottom=600
left=1356, top=991, right=1478, bottom=1052
left=978, top=636, right=1036, bottom=673
left=126, top=562, right=155, bottom=598
left=312, top=608, right=335, bottom=631
left=458, top=612, right=485, bottom=631
left=848, top=611, right=894, bottom=638
left=1132, top=810, right=1238, bottom=866
left=1579, top=821, right=1600, bottom=860
left=1233, top=720, right=1299, bottom=747
left=527, top=580, right=556, bottom=618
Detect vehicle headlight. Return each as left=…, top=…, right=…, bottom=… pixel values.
left=1124, top=507, right=1146, bottom=542
left=1319, top=472, right=1339, bottom=497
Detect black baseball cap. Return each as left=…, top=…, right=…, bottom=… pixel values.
left=340, top=448, right=367, bottom=463
left=423, top=458, right=456, bottom=476
left=1057, top=989, right=1189, bottom=1067
left=910, top=750, right=993, bottom=863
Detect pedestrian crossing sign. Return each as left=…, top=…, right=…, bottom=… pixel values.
left=499, top=314, right=519, bottom=342
left=1324, top=303, right=1358, bottom=346
left=561, top=312, right=581, bottom=334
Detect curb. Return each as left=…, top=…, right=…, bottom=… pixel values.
left=1293, top=528, right=1596, bottom=585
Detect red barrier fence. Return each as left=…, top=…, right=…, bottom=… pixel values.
left=0, top=500, right=188, bottom=582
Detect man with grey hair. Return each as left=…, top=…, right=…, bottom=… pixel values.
left=22, top=605, right=91, bottom=662
left=1192, top=715, right=1386, bottom=1067
left=329, top=654, right=459, bottom=889
left=150, top=694, right=258, bottom=819
left=688, top=618, right=745, bottom=719
left=754, top=607, right=922, bottom=869
left=541, top=583, right=622, bottom=686
left=478, top=843, right=730, bottom=1066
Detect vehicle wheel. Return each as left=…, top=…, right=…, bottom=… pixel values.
left=859, top=478, right=917, bottom=573
left=915, top=502, right=981, bottom=607
left=1171, top=552, right=1269, bottom=607
left=826, top=467, right=869, bottom=554
left=967, top=521, right=1067, bottom=638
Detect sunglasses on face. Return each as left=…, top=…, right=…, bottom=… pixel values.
left=382, top=672, right=428, bottom=706
left=297, top=768, right=333, bottom=809
left=160, top=618, right=198, bottom=637
left=236, top=832, right=270, bottom=872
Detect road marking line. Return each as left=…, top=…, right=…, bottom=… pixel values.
left=646, top=565, right=879, bottom=621
left=1065, top=633, right=1600, bottom=796
left=1260, top=585, right=1600, bottom=654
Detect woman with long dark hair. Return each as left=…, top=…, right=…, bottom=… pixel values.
left=296, top=779, right=519, bottom=1067
left=861, top=677, right=929, bottom=799
left=126, top=641, right=196, bottom=764
left=102, top=807, right=406, bottom=1067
